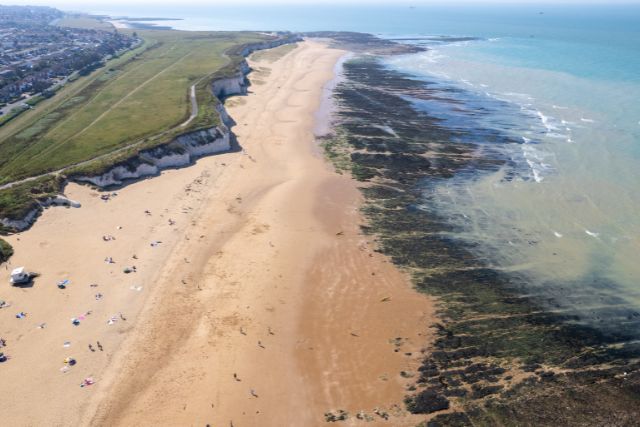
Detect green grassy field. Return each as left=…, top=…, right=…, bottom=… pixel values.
left=0, top=30, right=268, bottom=186
left=56, top=16, right=115, bottom=31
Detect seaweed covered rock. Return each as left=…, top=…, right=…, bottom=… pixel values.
left=404, top=388, right=450, bottom=414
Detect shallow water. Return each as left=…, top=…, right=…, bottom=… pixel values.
left=384, top=32, right=640, bottom=306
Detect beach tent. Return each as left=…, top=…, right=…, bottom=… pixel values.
left=10, top=267, right=30, bottom=285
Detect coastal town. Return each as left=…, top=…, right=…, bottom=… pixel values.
left=0, top=5, right=135, bottom=122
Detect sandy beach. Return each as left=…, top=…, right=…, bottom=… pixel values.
left=0, top=40, right=433, bottom=426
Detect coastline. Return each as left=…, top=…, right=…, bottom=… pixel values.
left=0, top=40, right=435, bottom=426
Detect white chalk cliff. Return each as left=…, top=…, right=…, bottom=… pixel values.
left=75, top=127, right=230, bottom=187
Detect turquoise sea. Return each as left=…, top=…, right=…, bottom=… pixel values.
left=77, top=3, right=640, bottom=308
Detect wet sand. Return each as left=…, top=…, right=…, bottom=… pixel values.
left=0, top=41, right=433, bottom=426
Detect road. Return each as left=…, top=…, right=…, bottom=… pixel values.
left=180, top=84, right=198, bottom=127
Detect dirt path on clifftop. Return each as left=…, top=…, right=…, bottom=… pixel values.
left=87, top=41, right=435, bottom=427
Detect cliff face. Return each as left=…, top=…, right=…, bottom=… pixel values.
left=0, top=195, right=80, bottom=231
left=1, top=208, right=39, bottom=231
left=75, top=127, right=230, bottom=187
left=212, top=35, right=301, bottom=99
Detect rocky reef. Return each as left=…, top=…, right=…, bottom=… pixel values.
left=323, top=56, right=640, bottom=426
left=303, top=31, right=426, bottom=55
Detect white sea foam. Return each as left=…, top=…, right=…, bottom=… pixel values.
left=522, top=144, right=552, bottom=183
left=422, top=49, right=446, bottom=64
left=504, top=92, right=535, bottom=101
left=552, top=105, right=569, bottom=110
left=585, top=230, right=600, bottom=238
left=554, top=231, right=563, bottom=238
left=581, top=117, right=596, bottom=123
left=537, top=111, right=555, bottom=132
left=526, top=160, right=544, bottom=182
left=546, top=132, right=568, bottom=139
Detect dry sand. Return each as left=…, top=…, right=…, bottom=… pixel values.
left=0, top=41, right=434, bottom=426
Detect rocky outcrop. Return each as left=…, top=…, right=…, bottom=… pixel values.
left=212, top=34, right=302, bottom=99
left=1, top=208, right=39, bottom=231
left=211, top=61, right=251, bottom=98
left=1, top=195, right=80, bottom=231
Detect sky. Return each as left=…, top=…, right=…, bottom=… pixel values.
left=4, top=0, right=640, bottom=14
left=5, top=0, right=640, bottom=5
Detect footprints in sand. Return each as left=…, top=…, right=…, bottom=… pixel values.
left=250, top=223, right=270, bottom=235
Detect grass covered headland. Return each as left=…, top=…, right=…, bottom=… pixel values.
left=0, top=30, right=268, bottom=185
left=0, top=28, right=296, bottom=244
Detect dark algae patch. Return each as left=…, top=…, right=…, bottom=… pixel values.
left=324, top=56, right=640, bottom=425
